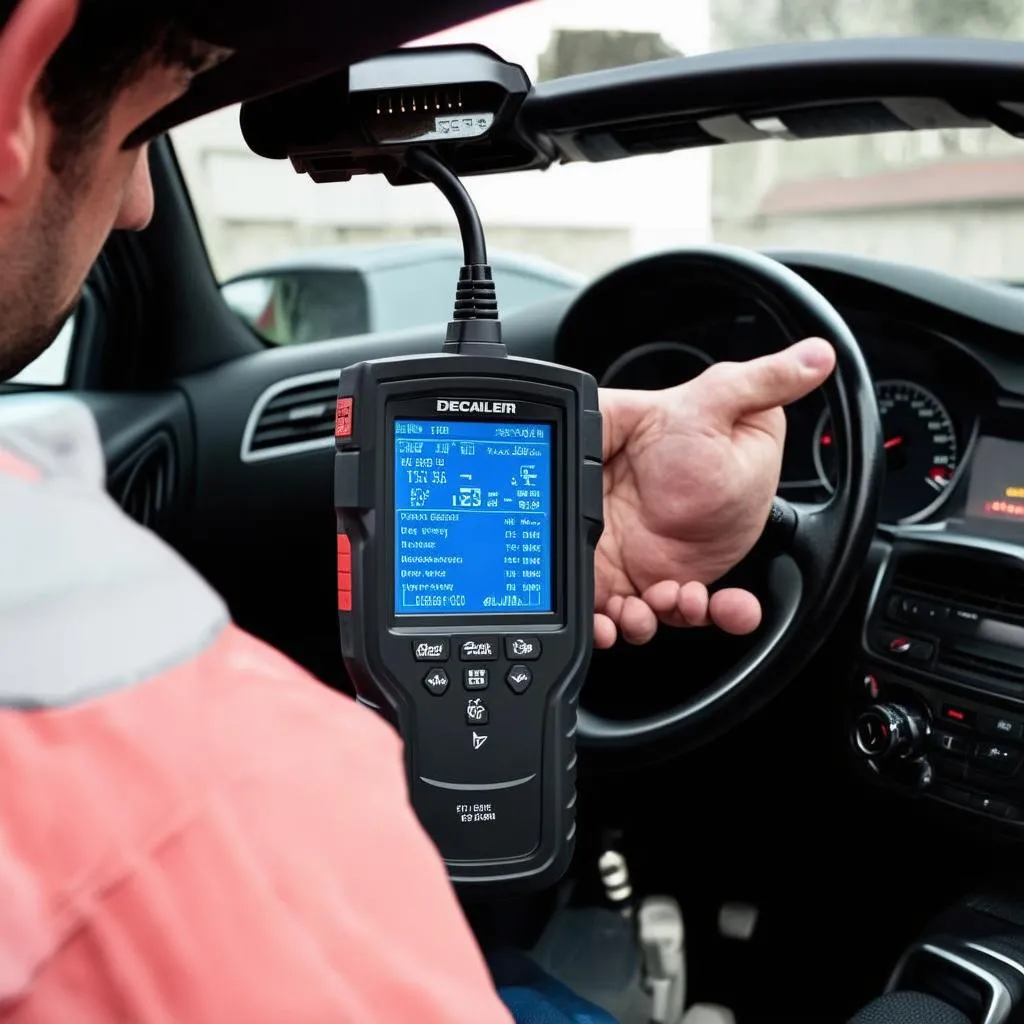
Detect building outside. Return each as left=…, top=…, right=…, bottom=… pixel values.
left=709, top=0, right=1024, bottom=279
left=171, top=0, right=714, bottom=284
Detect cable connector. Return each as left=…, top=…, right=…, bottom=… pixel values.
left=453, top=264, right=498, bottom=321
left=406, top=146, right=507, bottom=356
left=444, top=263, right=503, bottom=353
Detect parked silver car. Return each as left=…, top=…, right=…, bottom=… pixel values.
left=221, top=239, right=584, bottom=345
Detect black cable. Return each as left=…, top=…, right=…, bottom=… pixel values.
left=406, top=147, right=504, bottom=355
left=406, top=148, right=487, bottom=266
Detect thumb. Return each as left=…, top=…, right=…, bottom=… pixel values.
left=695, top=338, right=836, bottom=423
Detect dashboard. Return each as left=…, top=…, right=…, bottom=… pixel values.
left=552, top=256, right=1000, bottom=530
left=532, top=250, right=1024, bottom=835
left=171, top=245, right=1024, bottom=840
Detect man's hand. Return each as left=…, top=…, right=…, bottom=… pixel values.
left=594, top=337, right=836, bottom=648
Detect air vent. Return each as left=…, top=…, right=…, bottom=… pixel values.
left=938, top=647, right=1024, bottom=686
left=241, top=369, right=340, bottom=462
left=111, top=432, right=177, bottom=532
left=891, top=551, right=1024, bottom=627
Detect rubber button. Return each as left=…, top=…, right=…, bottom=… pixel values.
left=335, top=397, right=354, bottom=438
left=459, top=638, right=499, bottom=661
left=412, top=639, right=450, bottom=662
left=423, top=668, right=449, bottom=696
left=505, top=636, right=542, bottom=660
left=506, top=664, right=533, bottom=695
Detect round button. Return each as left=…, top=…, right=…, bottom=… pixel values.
left=855, top=711, right=891, bottom=756
left=851, top=702, right=929, bottom=761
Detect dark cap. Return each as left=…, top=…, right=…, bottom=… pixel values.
left=132, top=0, right=522, bottom=143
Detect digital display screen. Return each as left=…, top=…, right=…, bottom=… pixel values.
left=393, top=418, right=554, bottom=615
left=965, top=436, right=1024, bottom=525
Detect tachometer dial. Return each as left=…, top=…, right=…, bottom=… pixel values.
left=814, top=380, right=958, bottom=523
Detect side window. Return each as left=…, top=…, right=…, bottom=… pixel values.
left=9, top=315, right=75, bottom=386
left=222, top=270, right=370, bottom=345
left=369, top=259, right=461, bottom=333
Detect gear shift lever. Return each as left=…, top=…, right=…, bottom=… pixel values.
left=848, top=991, right=970, bottom=1024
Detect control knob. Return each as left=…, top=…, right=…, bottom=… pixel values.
left=852, top=702, right=929, bottom=762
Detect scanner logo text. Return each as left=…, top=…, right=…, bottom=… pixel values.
left=436, top=400, right=517, bottom=415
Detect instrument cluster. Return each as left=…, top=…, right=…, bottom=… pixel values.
left=591, top=302, right=980, bottom=526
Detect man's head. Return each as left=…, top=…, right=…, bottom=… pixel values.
left=0, top=0, right=226, bottom=380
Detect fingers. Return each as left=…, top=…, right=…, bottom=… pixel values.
left=708, top=588, right=763, bottom=635
left=594, top=613, right=617, bottom=649
left=678, top=580, right=711, bottom=625
left=694, top=338, right=836, bottom=423
left=594, top=598, right=658, bottom=648
left=597, top=585, right=763, bottom=646
left=643, top=580, right=712, bottom=627
left=618, top=596, right=658, bottom=645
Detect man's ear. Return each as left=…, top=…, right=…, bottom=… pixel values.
left=0, top=0, right=77, bottom=199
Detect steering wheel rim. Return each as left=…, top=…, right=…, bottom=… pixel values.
left=571, top=244, right=884, bottom=750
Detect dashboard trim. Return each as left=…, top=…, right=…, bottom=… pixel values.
left=239, top=367, right=342, bottom=463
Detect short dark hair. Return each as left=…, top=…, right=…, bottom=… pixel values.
left=0, top=1, right=208, bottom=175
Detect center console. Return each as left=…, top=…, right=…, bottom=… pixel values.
left=849, top=890, right=1024, bottom=1023
left=852, top=536, right=1024, bottom=826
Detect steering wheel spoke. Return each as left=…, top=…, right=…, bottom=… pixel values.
left=763, top=497, right=834, bottom=575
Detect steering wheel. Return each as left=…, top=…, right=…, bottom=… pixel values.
left=573, top=245, right=884, bottom=750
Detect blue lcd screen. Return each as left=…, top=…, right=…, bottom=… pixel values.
left=393, top=419, right=553, bottom=615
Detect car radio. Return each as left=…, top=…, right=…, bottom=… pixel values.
left=852, top=539, right=1024, bottom=825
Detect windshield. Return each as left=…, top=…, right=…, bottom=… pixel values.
left=171, top=0, right=1024, bottom=345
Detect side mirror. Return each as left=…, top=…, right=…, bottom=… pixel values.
left=220, top=268, right=370, bottom=345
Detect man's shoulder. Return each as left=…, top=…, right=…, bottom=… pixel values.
left=0, top=389, right=388, bottom=742
left=0, top=391, right=403, bottom=1006
left=0, top=393, right=232, bottom=710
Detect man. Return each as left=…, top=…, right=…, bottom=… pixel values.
left=0, top=1, right=836, bottom=1021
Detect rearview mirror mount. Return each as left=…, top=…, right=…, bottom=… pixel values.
left=239, top=44, right=551, bottom=184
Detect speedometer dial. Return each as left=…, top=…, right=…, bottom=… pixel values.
left=814, top=380, right=958, bottom=523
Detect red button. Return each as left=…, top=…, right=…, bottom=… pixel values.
left=942, top=704, right=974, bottom=727
left=337, top=533, right=353, bottom=612
left=337, top=533, right=351, bottom=568
left=335, top=397, right=354, bottom=439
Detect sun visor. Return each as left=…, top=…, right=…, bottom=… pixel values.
left=131, top=0, right=524, bottom=143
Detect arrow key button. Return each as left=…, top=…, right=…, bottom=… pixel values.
left=506, top=664, right=533, bottom=695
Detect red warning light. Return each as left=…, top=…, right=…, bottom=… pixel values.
left=945, top=707, right=966, bottom=722
left=821, top=433, right=833, bottom=447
